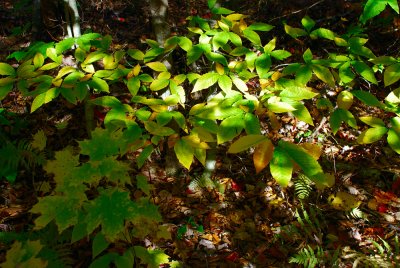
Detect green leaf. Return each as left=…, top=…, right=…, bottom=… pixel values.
left=150, top=78, right=169, bottom=91
left=267, top=101, right=296, bottom=113
left=231, top=76, right=248, bottom=93
left=31, top=195, right=82, bottom=232
left=228, top=134, right=267, bottom=153
left=263, top=38, right=276, bottom=53
left=31, top=88, right=60, bottom=112
left=212, top=31, right=230, bottom=50
left=3, top=240, right=47, bottom=268
left=289, top=101, right=314, bottom=125
left=357, top=127, right=388, bottom=144
left=247, top=22, right=274, bottom=32
left=301, top=16, right=315, bottom=32
left=193, top=72, right=219, bottom=92
left=144, top=47, right=165, bottom=63
left=217, top=114, right=245, bottom=144
left=352, top=90, right=383, bottom=108
left=295, top=65, right=313, bottom=85
left=133, top=246, right=170, bottom=268
left=187, top=45, right=205, bottom=65
left=337, top=90, right=353, bottom=110
left=280, top=86, right=318, bottom=100
left=330, top=108, right=357, bottom=134
left=178, top=36, right=192, bottom=51
left=0, top=83, right=13, bottom=100
left=89, top=77, right=109, bottom=93
left=360, top=0, right=390, bottom=23
left=303, top=48, right=313, bottom=63
left=144, top=121, right=175, bottom=136
left=270, top=50, right=292, bottom=60
left=137, top=145, right=154, bottom=168
left=255, top=53, right=271, bottom=79
left=310, top=28, right=336, bottom=40
left=391, top=117, right=400, bottom=132
left=243, top=28, right=261, bottom=46
left=339, top=62, right=355, bottom=84
left=384, top=63, right=400, bottom=87
left=385, top=87, right=400, bottom=104
left=127, top=77, right=141, bottom=96
left=146, top=62, right=168, bottom=72
left=244, top=113, right=261, bottom=134
left=284, top=24, right=307, bottom=38
left=136, top=175, right=152, bottom=196
left=279, top=141, right=324, bottom=181
left=352, top=61, right=377, bottom=84
left=127, top=49, right=144, bottom=60
left=212, top=6, right=234, bottom=15
left=230, top=46, right=249, bottom=56
left=228, top=32, right=242, bottom=46
left=388, top=128, right=400, bottom=154
left=92, top=233, right=110, bottom=259
left=83, top=51, right=107, bottom=65
left=55, top=38, right=75, bottom=54
left=312, top=64, right=335, bottom=86
left=174, top=139, right=194, bottom=169
left=218, top=74, right=232, bottom=93
left=270, top=146, right=293, bottom=187
left=85, top=189, right=138, bottom=240
left=205, top=52, right=228, bottom=66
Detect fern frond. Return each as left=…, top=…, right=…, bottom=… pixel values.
left=289, top=245, right=320, bottom=268
left=188, top=176, right=217, bottom=192
left=346, top=207, right=367, bottom=221
left=294, top=173, right=313, bottom=200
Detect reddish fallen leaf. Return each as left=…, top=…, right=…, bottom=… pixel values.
left=377, top=203, right=388, bottom=213
left=374, top=189, right=400, bottom=205
left=363, top=227, right=385, bottom=237
left=230, top=180, right=242, bottom=191
left=226, top=251, right=239, bottom=262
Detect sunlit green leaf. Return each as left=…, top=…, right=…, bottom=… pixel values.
left=193, top=72, right=220, bottom=92
left=384, top=63, right=400, bottom=87
left=270, top=146, right=293, bottom=187
left=388, top=128, right=400, bottom=154
left=174, top=139, right=194, bottom=169
left=228, top=134, right=267, bottom=153
left=357, top=127, right=388, bottom=144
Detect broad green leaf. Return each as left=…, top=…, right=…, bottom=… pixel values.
left=357, top=127, right=388, bottom=144
left=187, top=45, right=205, bottom=65
left=230, top=46, right=249, bottom=56
left=270, top=146, right=293, bottom=187
left=289, top=101, right=314, bottom=125
left=31, top=130, right=47, bottom=151
left=303, top=49, right=313, bottom=63
left=92, top=233, right=110, bottom=259
left=270, top=50, right=292, bottom=60
left=31, top=195, right=82, bottom=232
left=218, top=74, right=232, bottom=93
left=337, top=90, right=353, bottom=110
left=352, top=61, right=377, bottom=84
left=133, top=246, right=170, bottom=268
left=231, top=76, right=248, bottom=93
left=213, top=31, right=230, bottom=50
left=174, top=139, right=194, bottom=169
left=89, top=77, right=109, bottom=92
left=3, top=240, right=47, bottom=268
left=263, top=38, right=276, bottom=53
left=146, top=62, right=168, bottom=72
left=310, top=28, right=336, bottom=40
left=391, top=117, right=400, bottom=132
left=255, top=53, right=271, bottom=79
left=228, top=134, right=267, bottom=153
left=83, top=51, right=107, bottom=65
left=245, top=51, right=257, bottom=70
left=244, top=113, right=261, bottom=134
left=217, top=114, right=245, bottom=144
left=55, top=38, right=75, bottom=54
left=360, top=0, right=391, bottom=23
left=280, top=141, right=324, bottom=181
left=330, top=108, right=357, bottom=134
left=253, top=139, right=274, bottom=174
left=205, top=51, right=228, bottom=66
left=33, top=53, right=44, bottom=69
left=193, top=72, right=219, bottom=92
left=301, top=16, right=315, bottom=32
left=178, top=36, right=192, bottom=51
left=312, top=64, right=335, bottom=86
left=247, top=22, right=274, bottom=32
left=90, top=96, right=123, bottom=109
left=280, top=86, right=318, bottom=100
left=144, top=47, right=165, bottom=63
left=127, top=49, right=144, bottom=60
left=136, top=175, right=153, bottom=196
left=352, top=90, right=383, bottom=108
left=212, top=6, right=234, bottom=15
left=243, top=28, right=261, bottom=46
left=228, top=32, right=242, bottom=46
left=127, top=77, right=141, bottom=96
left=370, top=56, right=398, bottom=65
left=150, top=78, right=169, bottom=91
left=360, top=117, right=387, bottom=130
left=385, top=87, right=400, bottom=104
left=388, top=0, right=399, bottom=13
left=144, top=121, right=175, bottom=136
left=295, top=66, right=312, bottom=85
left=31, top=88, right=60, bottom=112
left=38, top=62, right=61, bottom=71
left=338, top=62, right=355, bottom=84
left=0, top=83, right=14, bottom=100
left=384, top=63, right=400, bottom=87
left=137, top=145, right=154, bottom=168
left=267, top=102, right=296, bottom=113
left=284, top=24, right=307, bottom=38
left=85, top=189, right=138, bottom=240
left=388, top=129, right=400, bottom=154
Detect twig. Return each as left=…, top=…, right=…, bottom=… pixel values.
left=307, top=116, right=327, bottom=142
left=269, top=0, right=327, bottom=22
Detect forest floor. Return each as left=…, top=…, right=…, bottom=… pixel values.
left=1, top=0, right=400, bottom=267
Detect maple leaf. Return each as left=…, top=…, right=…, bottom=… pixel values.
left=84, top=189, right=158, bottom=240
left=3, top=240, right=47, bottom=268
left=44, top=147, right=80, bottom=185
left=31, top=195, right=85, bottom=232
left=91, top=156, right=132, bottom=184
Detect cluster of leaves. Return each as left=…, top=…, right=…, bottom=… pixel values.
left=1, top=0, right=400, bottom=266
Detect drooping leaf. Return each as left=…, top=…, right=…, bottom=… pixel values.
left=359, top=116, right=386, bottom=127
left=253, top=139, right=274, bottom=174
left=244, top=113, right=261, bottom=134
left=174, top=138, right=194, bottom=169
left=150, top=78, right=170, bottom=91
left=388, top=128, right=400, bottom=154
left=218, top=74, right=232, bottom=93
left=0, top=63, right=16, bottom=76
left=228, top=134, right=267, bottom=153
left=284, top=24, right=307, bottom=38
left=312, top=64, right=335, bottom=86
left=357, top=127, right=388, bottom=144
left=352, top=60, right=377, bottom=84
left=193, top=72, right=220, bottom=92
left=384, top=63, right=400, bottom=87
left=92, top=233, right=110, bottom=259
left=330, top=108, right=357, bottom=134
left=270, top=146, right=293, bottom=187
left=280, top=86, right=318, bottom=100
left=255, top=53, right=271, bottom=79
left=243, top=28, right=261, bottom=46
left=352, top=90, right=383, bottom=108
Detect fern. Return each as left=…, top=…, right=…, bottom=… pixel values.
left=294, top=173, right=313, bottom=200
left=289, top=245, right=322, bottom=268
left=188, top=176, right=219, bottom=192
